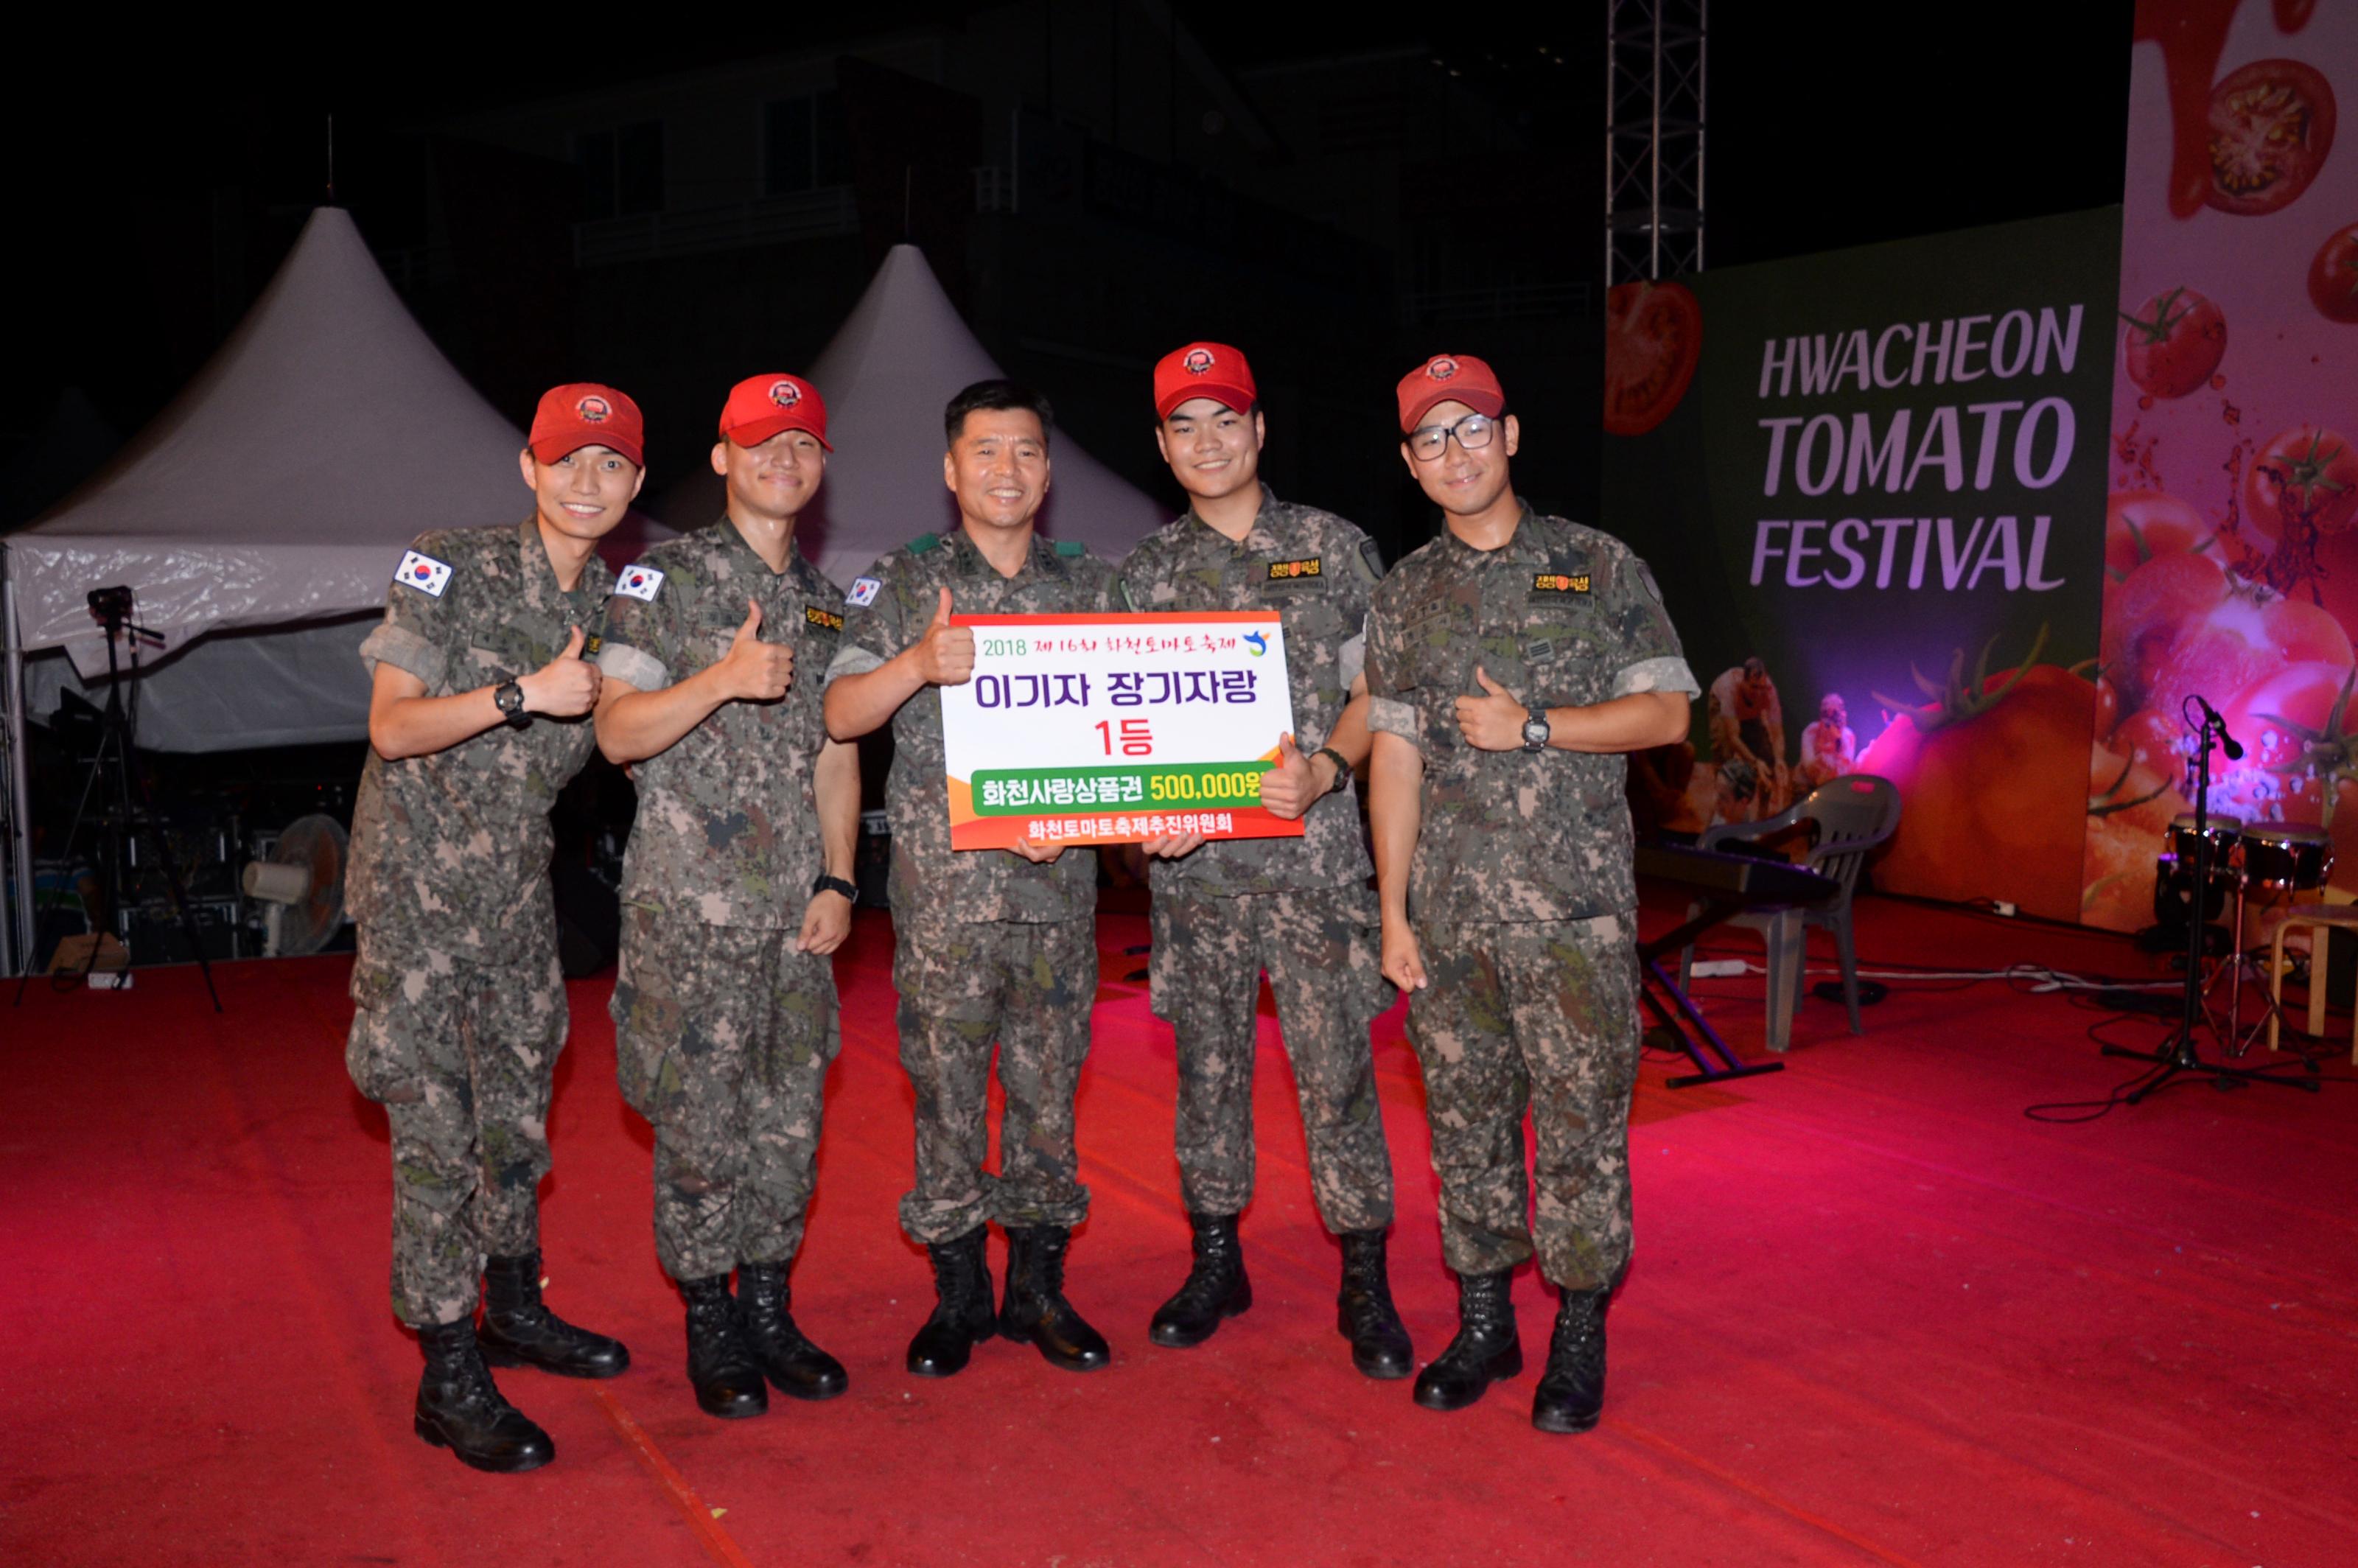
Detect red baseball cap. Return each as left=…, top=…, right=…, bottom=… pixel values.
left=1153, top=341, right=1256, bottom=420
left=1397, top=354, right=1506, bottom=432
left=529, top=383, right=645, bottom=466
left=719, top=373, right=831, bottom=450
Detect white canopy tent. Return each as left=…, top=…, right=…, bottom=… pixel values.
left=1, top=206, right=537, bottom=971
left=653, top=243, right=1167, bottom=588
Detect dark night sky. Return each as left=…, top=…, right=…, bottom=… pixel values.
left=1, top=2, right=2133, bottom=463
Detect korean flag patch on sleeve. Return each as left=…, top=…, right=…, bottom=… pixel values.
left=394, top=550, right=453, bottom=598
left=615, top=564, right=665, bottom=602
left=846, top=576, right=882, bottom=608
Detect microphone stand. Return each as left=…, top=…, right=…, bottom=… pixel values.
left=2102, top=702, right=2314, bottom=1098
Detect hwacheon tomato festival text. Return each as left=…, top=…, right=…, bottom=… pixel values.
left=938, top=612, right=1304, bottom=850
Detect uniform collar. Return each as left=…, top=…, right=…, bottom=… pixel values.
left=713, top=513, right=800, bottom=580
left=1182, top=483, right=1281, bottom=553
left=947, top=525, right=1060, bottom=581
left=1439, top=500, right=1547, bottom=565
left=517, top=515, right=606, bottom=606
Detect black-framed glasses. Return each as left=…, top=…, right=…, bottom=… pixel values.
left=1407, top=412, right=1498, bottom=462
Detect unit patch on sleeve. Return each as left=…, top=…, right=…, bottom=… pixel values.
left=1532, top=573, right=1590, bottom=595
left=615, top=564, right=665, bottom=602
left=1265, top=557, right=1324, bottom=582
left=393, top=550, right=453, bottom=598
left=846, top=576, right=882, bottom=607
left=805, top=606, right=845, bottom=634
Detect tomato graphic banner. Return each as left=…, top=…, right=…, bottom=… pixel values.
left=937, top=612, right=1303, bottom=850
left=2086, top=0, right=2358, bottom=929
left=1603, top=208, right=2122, bottom=923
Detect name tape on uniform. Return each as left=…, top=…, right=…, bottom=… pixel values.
left=615, top=564, right=665, bottom=602
left=846, top=576, right=882, bottom=608
left=1266, top=557, right=1323, bottom=581
left=394, top=550, right=453, bottom=598
left=1532, top=573, right=1590, bottom=594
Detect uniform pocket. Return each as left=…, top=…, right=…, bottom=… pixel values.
left=344, top=952, right=424, bottom=1104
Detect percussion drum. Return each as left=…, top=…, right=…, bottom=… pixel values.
left=2239, top=822, right=2334, bottom=892
left=2168, top=812, right=2242, bottom=871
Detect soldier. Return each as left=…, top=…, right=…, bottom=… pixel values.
left=593, top=374, right=857, bottom=1420
left=1116, top=341, right=1412, bottom=1378
left=1362, top=354, right=1697, bottom=1434
left=346, top=383, right=640, bottom=1474
left=823, top=380, right=1118, bottom=1377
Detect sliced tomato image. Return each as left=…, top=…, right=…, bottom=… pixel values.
left=2312, top=223, right=2358, bottom=323
left=2101, top=546, right=2351, bottom=722
left=1859, top=632, right=2093, bottom=921
left=2214, top=661, right=2358, bottom=778
left=1603, top=280, right=1701, bottom=437
left=2245, top=425, right=2358, bottom=542
left=2099, top=550, right=2227, bottom=710
left=2206, top=59, right=2337, bottom=217
left=2119, top=287, right=2226, bottom=399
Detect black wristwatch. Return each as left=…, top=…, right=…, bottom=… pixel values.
left=1313, top=746, right=1352, bottom=794
left=493, top=679, right=530, bottom=729
left=812, top=874, right=858, bottom=905
left=1520, top=711, right=1551, bottom=752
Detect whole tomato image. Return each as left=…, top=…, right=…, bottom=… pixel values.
left=2311, top=223, right=2358, bottom=324
left=2109, top=704, right=2190, bottom=779
left=2118, top=287, right=2226, bottom=399
left=2105, top=489, right=2216, bottom=612
left=1860, top=633, right=2094, bottom=922
left=1603, top=280, right=1700, bottom=437
left=2206, top=59, right=2337, bottom=217
left=2245, top=426, right=2358, bottom=545
left=2212, top=661, right=2358, bottom=782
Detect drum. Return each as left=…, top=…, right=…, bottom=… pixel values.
left=2239, top=822, right=2334, bottom=891
left=2168, top=812, right=2242, bottom=873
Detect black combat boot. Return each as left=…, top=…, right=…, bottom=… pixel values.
left=1148, top=1211, right=1250, bottom=1348
left=998, top=1225, right=1111, bottom=1372
left=679, top=1274, right=768, bottom=1419
left=478, top=1250, right=630, bottom=1379
left=738, top=1261, right=848, bottom=1401
left=906, top=1226, right=997, bottom=1377
left=1530, top=1285, right=1610, bottom=1434
left=413, top=1317, right=555, bottom=1473
left=1411, top=1269, right=1522, bottom=1412
left=1335, top=1228, right=1414, bottom=1379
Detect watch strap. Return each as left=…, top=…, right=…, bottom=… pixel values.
left=812, top=874, right=858, bottom=905
left=494, top=679, right=530, bottom=729
left=1313, top=746, right=1352, bottom=794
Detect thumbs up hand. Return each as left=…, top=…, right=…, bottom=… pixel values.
left=1454, top=665, right=1532, bottom=752
left=1256, top=732, right=1325, bottom=821
left=913, top=585, right=975, bottom=686
left=519, top=624, right=601, bottom=716
left=717, top=597, right=794, bottom=701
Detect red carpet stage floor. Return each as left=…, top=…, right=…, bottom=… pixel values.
left=4, top=896, right=2354, bottom=1567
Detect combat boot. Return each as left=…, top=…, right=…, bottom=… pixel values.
left=413, top=1317, right=555, bottom=1473
left=479, top=1250, right=631, bottom=1379
left=1530, top=1285, right=1610, bottom=1434
left=1411, top=1268, right=1522, bottom=1412
left=738, top=1261, right=848, bottom=1401
left=679, top=1274, right=768, bottom=1419
left=906, top=1226, right=997, bottom=1377
left=1148, top=1211, right=1250, bottom=1348
left=998, top=1225, right=1111, bottom=1372
left=1336, top=1228, right=1413, bottom=1379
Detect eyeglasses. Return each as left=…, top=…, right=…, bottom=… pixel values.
left=1407, top=412, right=1498, bottom=462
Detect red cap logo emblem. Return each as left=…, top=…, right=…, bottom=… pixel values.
left=1183, top=348, right=1217, bottom=376
left=1427, top=357, right=1459, bottom=382
left=576, top=395, right=612, bottom=423
left=769, top=379, right=802, bottom=408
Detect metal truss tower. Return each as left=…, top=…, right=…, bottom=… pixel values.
left=1605, top=0, right=1707, bottom=285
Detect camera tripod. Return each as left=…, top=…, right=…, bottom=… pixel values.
left=13, top=592, right=222, bottom=1012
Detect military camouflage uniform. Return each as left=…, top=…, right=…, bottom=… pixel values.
left=1115, top=489, right=1395, bottom=1232
left=826, top=529, right=1117, bottom=1246
left=345, top=518, right=608, bottom=1329
left=598, top=519, right=846, bottom=1284
left=1364, top=505, right=1696, bottom=1292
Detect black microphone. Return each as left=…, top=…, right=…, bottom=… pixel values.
left=2194, top=695, right=2245, bottom=761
